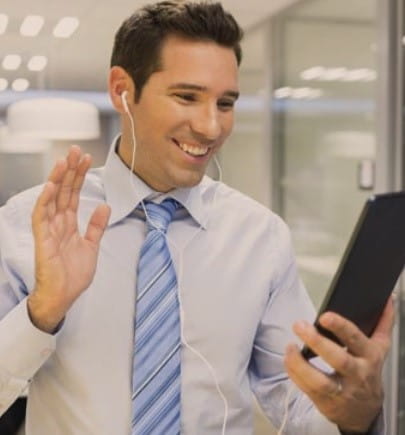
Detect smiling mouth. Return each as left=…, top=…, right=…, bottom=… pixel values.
left=173, top=139, right=210, bottom=157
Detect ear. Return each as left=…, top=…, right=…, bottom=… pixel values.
left=108, top=66, right=136, bottom=114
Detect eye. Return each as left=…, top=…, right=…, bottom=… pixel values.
left=217, top=99, right=235, bottom=111
left=174, top=93, right=197, bottom=103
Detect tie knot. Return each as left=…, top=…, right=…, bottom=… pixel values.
left=144, top=199, right=179, bottom=233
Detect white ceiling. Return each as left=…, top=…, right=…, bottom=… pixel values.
left=0, top=0, right=300, bottom=93
left=289, top=0, right=376, bottom=21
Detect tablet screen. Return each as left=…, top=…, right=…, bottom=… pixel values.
left=302, top=191, right=405, bottom=359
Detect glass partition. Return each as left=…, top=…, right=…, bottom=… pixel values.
left=271, top=0, right=379, bottom=308
left=220, top=1, right=388, bottom=433
left=270, top=1, right=402, bottom=434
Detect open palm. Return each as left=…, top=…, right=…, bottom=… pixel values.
left=29, top=146, right=110, bottom=332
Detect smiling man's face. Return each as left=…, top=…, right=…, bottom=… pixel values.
left=122, top=35, right=239, bottom=193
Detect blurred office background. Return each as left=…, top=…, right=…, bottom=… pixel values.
left=0, top=0, right=404, bottom=433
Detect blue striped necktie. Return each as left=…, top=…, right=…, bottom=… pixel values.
left=132, top=199, right=181, bottom=435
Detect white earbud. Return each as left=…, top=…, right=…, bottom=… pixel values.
left=121, top=90, right=129, bottom=113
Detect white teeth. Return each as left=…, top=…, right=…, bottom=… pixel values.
left=178, top=142, right=209, bottom=156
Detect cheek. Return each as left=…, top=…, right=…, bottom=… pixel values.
left=221, top=114, right=235, bottom=138
left=149, top=101, right=188, bottom=130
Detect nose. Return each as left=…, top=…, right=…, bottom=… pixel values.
left=190, top=104, right=221, bottom=141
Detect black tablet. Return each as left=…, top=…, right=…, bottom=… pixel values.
left=302, top=191, right=405, bottom=359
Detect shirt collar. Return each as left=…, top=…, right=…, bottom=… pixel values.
left=102, top=136, right=208, bottom=229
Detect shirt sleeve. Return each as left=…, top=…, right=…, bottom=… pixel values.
left=0, top=299, right=56, bottom=416
left=0, top=198, right=56, bottom=417
left=248, top=218, right=384, bottom=435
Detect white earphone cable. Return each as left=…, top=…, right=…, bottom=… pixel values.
left=276, top=383, right=295, bottom=435
left=124, top=95, right=228, bottom=435
left=213, top=154, right=222, bottom=183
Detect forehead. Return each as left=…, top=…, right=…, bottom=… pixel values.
left=153, top=35, right=239, bottom=91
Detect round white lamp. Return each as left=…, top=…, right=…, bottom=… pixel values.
left=0, top=131, right=51, bottom=153
left=7, top=98, right=100, bottom=140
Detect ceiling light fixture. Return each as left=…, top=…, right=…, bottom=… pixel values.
left=300, top=66, right=377, bottom=83
left=12, top=78, right=30, bottom=92
left=322, top=67, right=347, bottom=81
left=274, top=86, right=323, bottom=100
left=291, top=88, right=312, bottom=99
left=7, top=98, right=100, bottom=140
left=346, top=68, right=377, bottom=82
left=53, top=17, right=80, bottom=38
left=0, top=131, right=51, bottom=153
left=27, top=55, right=48, bottom=71
left=20, top=15, right=44, bottom=37
left=300, top=66, right=326, bottom=81
left=274, top=87, right=293, bottom=99
left=0, top=14, right=8, bottom=35
left=2, top=54, right=22, bottom=71
left=0, top=78, right=8, bottom=91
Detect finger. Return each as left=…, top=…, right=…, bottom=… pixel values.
left=46, top=159, right=68, bottom=219
left=47, top=158, right=68, bottom=184
left=318, top=312, right=371, bottom=358
left=84, top=204, right=111, bottom=246
left=69, top=154, right=92, bottom=212
left=369, top=296, right=395, bottom=354
left=284, top=343, right=341, bottom=398
left=293, top=320, right=357, bottom=376
left=373, top=296, right=395, bottom=336
left=32, top=182, right=56, bottom=239
left=56, top=146, right=82, bottom=212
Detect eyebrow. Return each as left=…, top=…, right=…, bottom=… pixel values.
left=168, top=83, right=240, bottom=100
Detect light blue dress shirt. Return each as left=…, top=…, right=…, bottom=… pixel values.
left=0, top=141, right=381, bottom=434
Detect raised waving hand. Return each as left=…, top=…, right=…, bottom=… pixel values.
left=28, top=146, right=111, bottom=333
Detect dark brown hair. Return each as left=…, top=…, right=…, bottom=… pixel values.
left=110, top=1, right=243, bottom=102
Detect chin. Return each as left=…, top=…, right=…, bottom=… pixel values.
left=174, top=172, right=205, bottom=189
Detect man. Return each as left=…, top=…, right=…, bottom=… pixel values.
left=0, top=1, right=393, bottom=434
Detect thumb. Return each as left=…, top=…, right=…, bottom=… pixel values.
left=371, top=295, right=395, bottom=353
